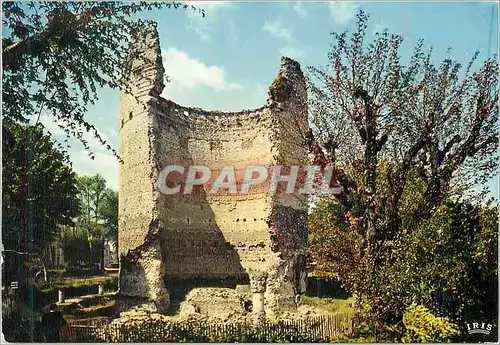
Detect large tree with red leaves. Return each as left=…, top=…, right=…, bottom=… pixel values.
left=305, top=9, right=498, bottom=323
left=307, top=9, right=497, bottom=246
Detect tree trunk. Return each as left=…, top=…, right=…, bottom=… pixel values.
left=89, top=241, right=93, bottom=267
left=100, top=239, right=105, bottom=271
left=363, top=102, right=378, bottom=245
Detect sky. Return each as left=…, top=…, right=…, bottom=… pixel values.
left=37, top=1, right=499, bottom=197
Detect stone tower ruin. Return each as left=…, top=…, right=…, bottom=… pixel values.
left=118, top=23, right=309, bottom=318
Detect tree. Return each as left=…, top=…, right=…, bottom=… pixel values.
left=305, top=9, right=498, bottom=320
left=308, top=160, right=426, bottom=318
left=77, top=175, right=107, bottom=225
left=101, top=190, right=118, bottom=242
left=60, top=225, right=89, bottom=267
left=2, top=1, right=203, bottom=158
left=100, top=190, right=119, bottom=265
left=2, top=120, right=79, bottom=283
left=308, top=10, right=497, bottom=232
left=438, top=201, right=498, bottom=325
left=309, top=178, right=498, bottom=329
left=74, top=174, right=117, bottom=269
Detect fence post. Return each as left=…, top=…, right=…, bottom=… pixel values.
left=58, top=289, right=65, bottom=303
left=56, top=311, right=360, bottom=343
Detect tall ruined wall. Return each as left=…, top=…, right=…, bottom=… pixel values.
left=263, top=58, right=309, bottom=314
left=118, top=23, right=169, bottom=311
left=118, top=23, right=309, bottom=316
left=152, top=103, right=275, bottom=280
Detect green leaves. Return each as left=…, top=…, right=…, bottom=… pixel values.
left=2, top=1, right=204, bottom=159
left=2, top=120, right=79, bottom=254
left=401, top=303, right=460, bottom=342
left=75, top=174, right=117, bottom=242
left=305, top=9, right=498, bottom=341
left=308, top=158, right=498, bottom=335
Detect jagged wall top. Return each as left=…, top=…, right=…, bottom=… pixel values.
left=279, top=57, right=305, bottom=79
left=126, top=21, right=165, bottom=98
left=124, top=22, right=307, bottom=115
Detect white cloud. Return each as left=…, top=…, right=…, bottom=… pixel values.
left=184, top=1, right=232, bottom=41
left=34, top=113, right=119, bottom=190
left=161, top=48, right=242, bottom=93
left=293, top=2, right=308, bottom=17
left=262, top=20, right=294, bottom=42
left=159, top=51, right=269, bottom=111
left=161, top=47, right=268, bottom=110
left=280, top=45, right=306, bottom=60
left=72, top=150, right=119, bottom=191
left=36, top=114, right=109, bottom=151
left=262, top=20, right=305, bottom=61
left=328, top=2, right=359, bottom=25
left=35, top=115, right=65, bottom=137
left=164, top=79, right=268, bottom=112
left=108, top=128, right=118, bottom=138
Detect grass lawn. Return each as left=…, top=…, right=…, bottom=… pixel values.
left=35, top=275, right=118, bottom=292
left=300, top=295, right=355, bottom=315
left=60, top=297, right=116, bottom=319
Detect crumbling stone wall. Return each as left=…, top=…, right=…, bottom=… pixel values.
left=118, top=23, right=309, bottom=317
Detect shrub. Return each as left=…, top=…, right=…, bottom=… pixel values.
left=309, top=196, right=498, bottom=330
left=387, top=304, right=460, bottom=343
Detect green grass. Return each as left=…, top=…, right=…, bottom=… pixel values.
left=35, top=275, right=118, bottom=292
left=62, top=298, right=116, bottom=319
left=300, top=296, right=355, bottom=315
left=81, top=299, right=115, bottom=311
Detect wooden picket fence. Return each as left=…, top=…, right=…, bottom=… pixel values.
left=60, top=313, right=358, bottom=342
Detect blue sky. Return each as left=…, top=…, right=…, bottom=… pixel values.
left=38, top=1, right=499, bottom=197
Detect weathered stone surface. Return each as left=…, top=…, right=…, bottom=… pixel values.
left=118, top=22, right=309, bottom=317
left=178, top=288, right=248, bottom=322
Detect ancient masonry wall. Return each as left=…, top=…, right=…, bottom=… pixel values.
left=118, top=23, right=309, bottom=316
